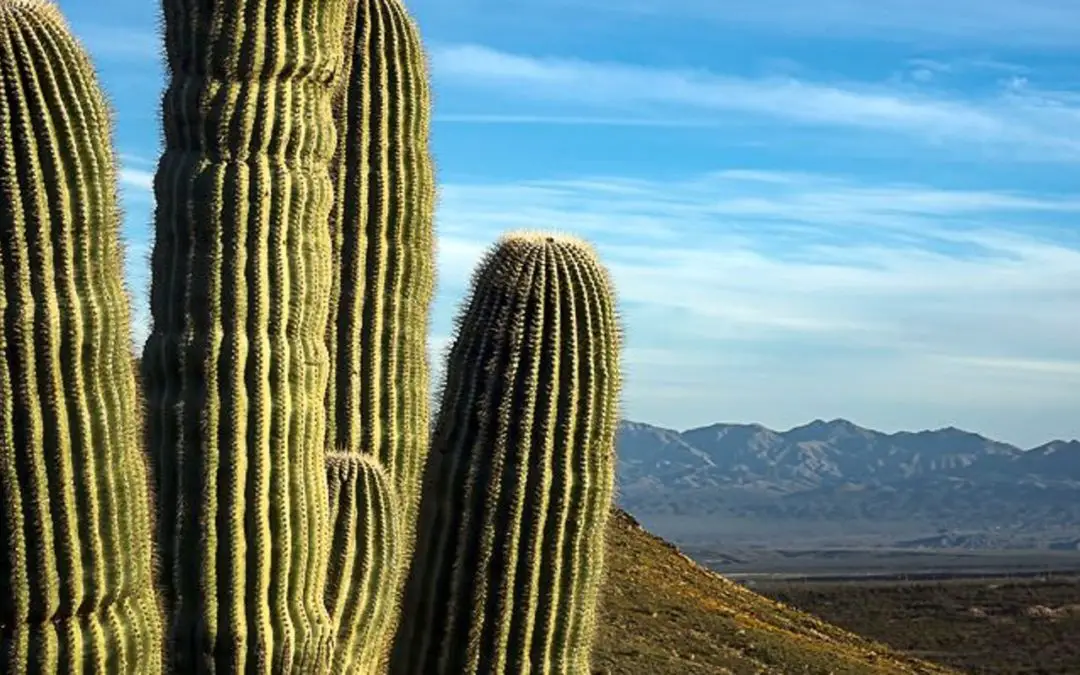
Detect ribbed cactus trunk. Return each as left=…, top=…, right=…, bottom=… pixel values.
left=393, top=233, right=622, bottom=675
left=141, top=0, right=347, bottom=670
left=0, top=1, right=163, bottom=672
left=323, top=0, right=436, bottom=670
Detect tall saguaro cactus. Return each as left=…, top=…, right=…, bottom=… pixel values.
left=141, top=0, right=348, bottom=670
left=142, top=0, right=437, bottom=671
left=394, top=233, right=623, bottom=675
left=323, top=0, right=436, bottom=669
left=0, top=1, right=163, bottom=672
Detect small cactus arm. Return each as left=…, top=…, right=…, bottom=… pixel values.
left=392, top=232, right=622, bottom=675
left=0, top=0, right=163, bottom=672
left=324, top=452, right=401, bottom=672
left=323, top=0, right=436, bottom=670
left=140, top=0, right=348, bottom=670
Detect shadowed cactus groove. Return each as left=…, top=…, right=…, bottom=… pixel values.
left=323, top=0, right=437, bottom=667
left=140, top=0, right=348, bottom=670
left=0, top=0, right=164, bottom=672
left=393, top=232, right=623, bottom=675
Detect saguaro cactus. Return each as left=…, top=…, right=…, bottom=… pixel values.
left=142, top=0, right=437, bottom=671
left=3, top=0, right=623, bottom=672
left=0, top=0, right=163, bottom=672
left=394, top=232, right=623, bottom=675
left=141, top=0, right=347, bottom=670
left=323, top=0, right=436, bottom=669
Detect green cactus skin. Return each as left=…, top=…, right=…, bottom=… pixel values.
left=324, top=452, right=401, bottom=673
left=0, top=1, right=163, bottom=672
left=323, top=0, right=436, bottom=666
left=140, top=0, right=348, bottom=670
left=393, top=232, right=623, bottom=675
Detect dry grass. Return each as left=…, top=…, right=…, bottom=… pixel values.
left=593, top=510, right=956, bottom=674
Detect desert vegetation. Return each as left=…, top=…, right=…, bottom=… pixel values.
left=2, top=1, right=1053, bottom=674
left=759, top=575, right=1080, bottom=674
left=0, top=0, right=619, bottom=672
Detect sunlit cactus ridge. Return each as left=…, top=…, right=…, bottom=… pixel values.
left=393, top=231, right=622, bottom=674
left=0, top=0, right=164, bottom=672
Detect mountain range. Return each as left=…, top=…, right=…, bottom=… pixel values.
left=616, top=418, right=1080, bottom=538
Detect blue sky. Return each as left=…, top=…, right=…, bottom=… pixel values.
left=61, top=0, right=1080, bottom=447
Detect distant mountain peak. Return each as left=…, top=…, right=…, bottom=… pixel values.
left=1028, top=439, right=1080, bottom=456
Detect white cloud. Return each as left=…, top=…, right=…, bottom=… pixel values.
left=434, top=113, right=728, bottom=127
left=428, top=169, right=1080, bottom=446
left=119, top=167, right=154, bottom=192
left=116, top=166, right=1080, bottom=445
left=429, top=44, right=1080, bottom=160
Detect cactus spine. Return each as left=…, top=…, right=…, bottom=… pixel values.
left=394, top=232, right=622, bottom=674
left=0, top=0, right=163, bottom=672
left=141, top=0, right=347, bottom=670
left=323, top=0, right=436, bottom=669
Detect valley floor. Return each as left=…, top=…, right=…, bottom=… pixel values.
left=756, top=575, right=1080, bottom=674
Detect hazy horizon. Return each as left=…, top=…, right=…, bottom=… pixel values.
left=62, top=0, right=1080, bottom=449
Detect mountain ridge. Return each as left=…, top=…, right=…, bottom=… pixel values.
left=616, top=418, right=1080, bottom=537
left=666, top=417, right=1074, bottom=451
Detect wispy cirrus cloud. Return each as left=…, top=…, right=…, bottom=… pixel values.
left=92, top=0, right=1080, bottom=445
left=429, top=44, right=1080, bottom=161
left=114, top=150, right=1080, bottom=446
left=426, top=169, right=1080, bottom=446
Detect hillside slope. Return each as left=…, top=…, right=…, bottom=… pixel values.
left=594, top=510, right=955, bottom=674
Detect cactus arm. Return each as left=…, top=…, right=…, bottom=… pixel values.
left=324, top=452, right=401, bottom=673
left=394, top=233, right=622, bottom=675
left=140, top=0, right=347, bottom=670
left=0, top=1, right=163, bottom=672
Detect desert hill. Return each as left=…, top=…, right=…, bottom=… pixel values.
left=593, top=509, right=955, bottom=674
